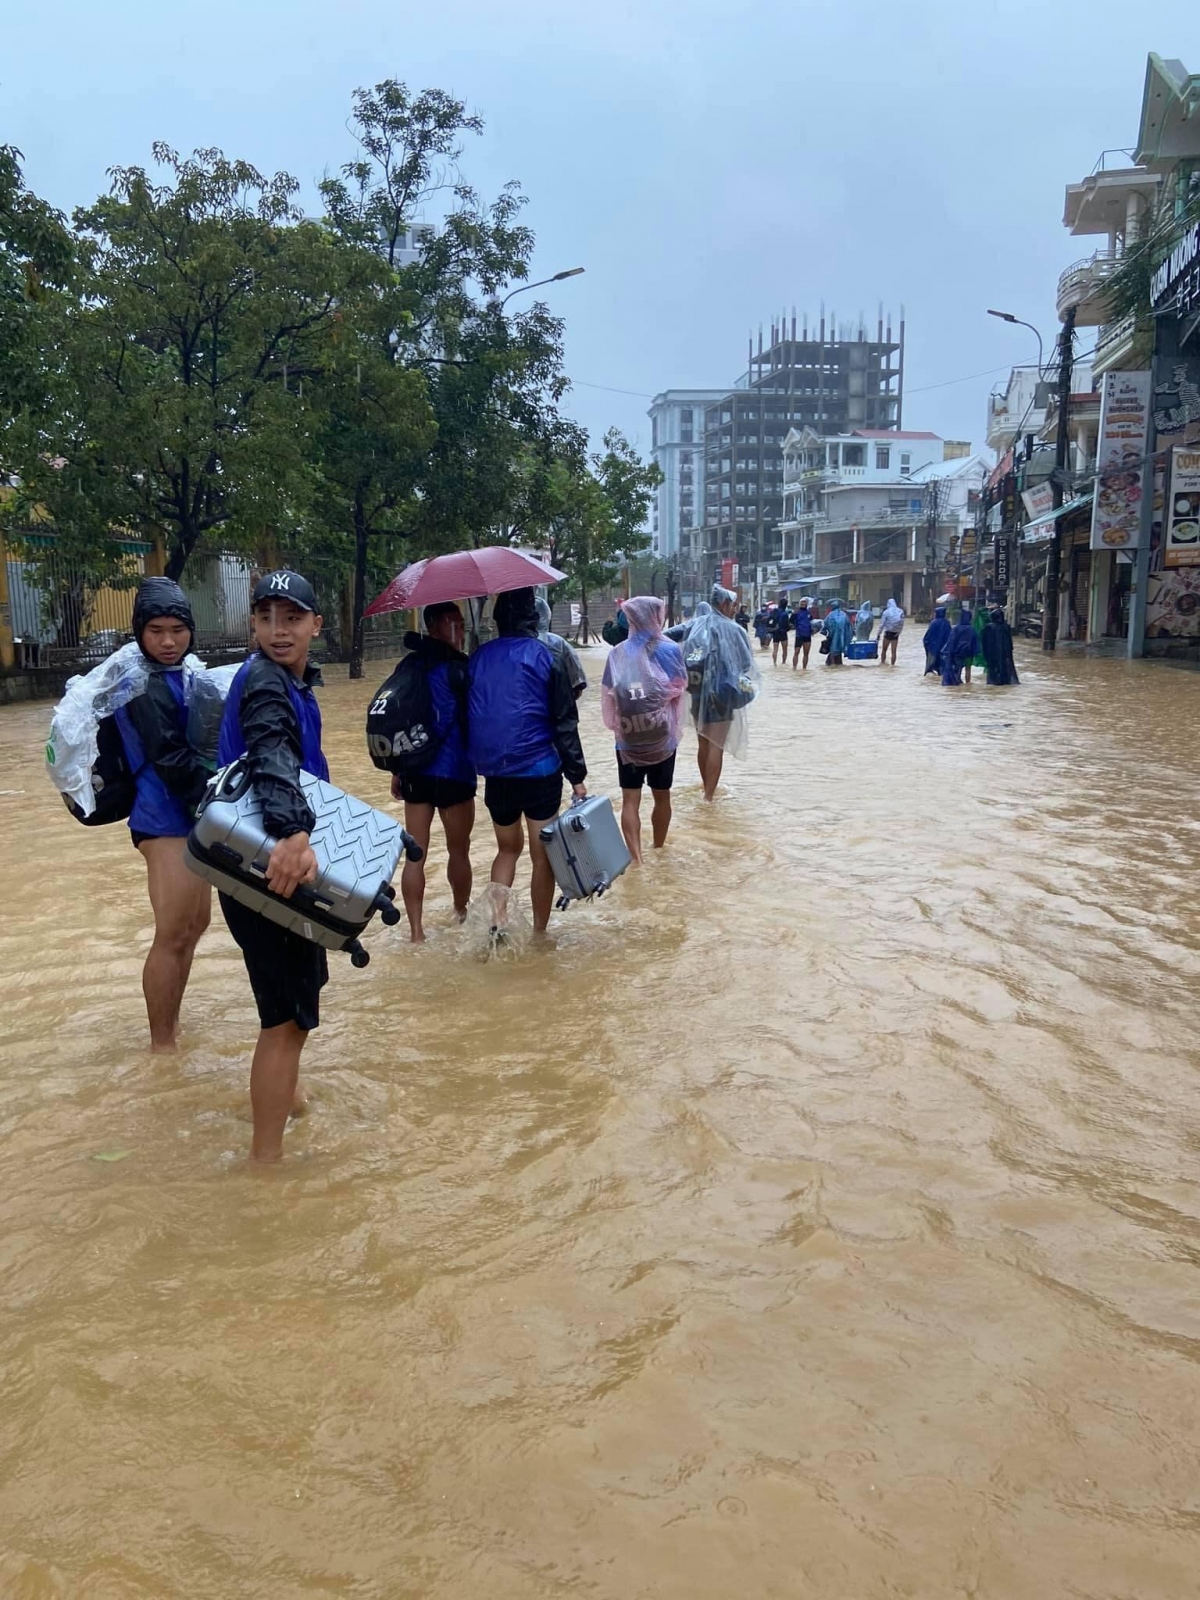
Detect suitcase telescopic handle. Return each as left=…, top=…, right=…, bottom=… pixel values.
left=214, top=759, right=254, bottom=802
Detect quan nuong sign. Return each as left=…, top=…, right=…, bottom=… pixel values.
left=1151, top=221, right=1200, bottom=314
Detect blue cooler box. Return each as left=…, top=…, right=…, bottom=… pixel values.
left=847, top=639, right=879, bottom=660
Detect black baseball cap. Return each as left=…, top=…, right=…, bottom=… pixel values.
left=251, top=570, right=319, bottom=613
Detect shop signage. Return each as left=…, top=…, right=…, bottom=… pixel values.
left=1090, top=370, right=1152, bottom=552
left=1164, top=446, right=1200, bottom=568
left=1021, top=483, right=1054, bottom=522
left=994, top=537, right=1011, bottom=587
left=1151, top=221, right=1200, bottom=312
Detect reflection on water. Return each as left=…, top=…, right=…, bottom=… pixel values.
left=2, top=646, right=1200, bottom=1597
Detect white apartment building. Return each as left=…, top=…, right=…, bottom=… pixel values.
left=777, top=428, right=986, bottom=611
left=646, top=388, right=726, bottom=558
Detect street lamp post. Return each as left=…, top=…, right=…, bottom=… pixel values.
left=987, top=308, right=1045, bottom=376
left=493, top=267, right=585, bottom=312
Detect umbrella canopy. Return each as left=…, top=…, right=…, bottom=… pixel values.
left=365, top=547, right=566, bottom=617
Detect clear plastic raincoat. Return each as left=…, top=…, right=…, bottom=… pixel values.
left=601, top=596, right=688, bottom=765
left=682, top=590, right=760, bottom=756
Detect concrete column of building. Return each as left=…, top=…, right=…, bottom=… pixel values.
left=1089, top=551, right=1112, bottom=643
left=902, top=570, right=914, bottom=614
left=0, top=526, right=15, bottom=670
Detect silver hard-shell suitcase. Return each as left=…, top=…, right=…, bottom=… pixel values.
left=185, top=760, right=421, bottom=966
left=539, top=795, right=632, bottom=909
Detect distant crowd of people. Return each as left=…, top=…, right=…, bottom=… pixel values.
left=745, top=593, right=1019, bottom=687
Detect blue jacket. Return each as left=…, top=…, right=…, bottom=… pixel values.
left=115, top=666, right=199, bottom=838
left=425, top=659, right=476, bottom=784
left=793, top=607, right=814, bottom=640
left=468, top=631, right=586, bottom=783
left=220, top=653, right=328, bottom=838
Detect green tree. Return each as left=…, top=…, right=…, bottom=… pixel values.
left=0, top=144, right=73, bottom=429
left=519, top=427, right=659, bottom=641
left=11, top=145, right=353, bottom=583
left=319, top=81, right=572, bottom=673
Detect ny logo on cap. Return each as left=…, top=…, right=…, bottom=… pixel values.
left=269, top=573, right=291, bottom=592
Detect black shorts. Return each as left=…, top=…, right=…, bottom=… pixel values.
left=883, top=631, right=900, bottom=642
left=397, top=774, right=477, bottom=810
left=484, top=772, right=564, bottom=828
left=617, top=752, right=677, bottom=791
left=219, top=892, right=328, bottom=1033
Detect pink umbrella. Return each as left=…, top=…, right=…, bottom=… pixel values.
left=365, top=546, right=566, bottom=617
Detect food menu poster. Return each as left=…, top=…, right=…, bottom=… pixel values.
left=1089, top=370, right=1151, bottom=552
left=1164, top=447, right=1200, bottom=569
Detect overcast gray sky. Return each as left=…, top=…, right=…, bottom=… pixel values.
left=6, top=2, right=1198, bottom=458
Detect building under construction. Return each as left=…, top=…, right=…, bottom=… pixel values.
left=686, top=309, right=905, bottom=580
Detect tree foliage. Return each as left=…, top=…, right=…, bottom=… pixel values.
left=1, top=88, right=660, bottom=665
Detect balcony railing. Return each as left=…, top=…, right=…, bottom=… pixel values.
left=1056, top=250, right=1120, bottom=323
left=1093, top=311, right=1138, bottom=370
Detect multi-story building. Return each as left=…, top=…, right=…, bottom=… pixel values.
left=647, top=389, right=726, bottom=558
left=675, top=313, right=905, bottom=596
left=987, top=365, right=1051, bottom=454
left=777, top=429, right=985, bottom=613
left=1053, top=53, right=1200, bottom=658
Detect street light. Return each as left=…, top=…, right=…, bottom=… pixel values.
left=495, top=267, right=585, bottom=311
left=987, top=308, right=1045, bottom=375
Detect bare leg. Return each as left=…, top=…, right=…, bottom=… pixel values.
left=249, top=1021, right=307, bottom=1163
left=650, top=788, right=672, bottom=848
left=440, top=799, right=475, bottom=920
left=401, top=802, right=435, bottom=942
left=699, top=730, right=727, bottom=801
left=965, top=664, right=972, bottom=685
left=620, top=788, right=643, bottom=865
left=526, top=815, right=558, bottom=933
left=138, top=837, right=211, bottom=1052
left=489, top=817, right=524, bottom=925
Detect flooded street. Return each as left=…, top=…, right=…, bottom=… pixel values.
left=3, top=643, right=1200, bottom=1599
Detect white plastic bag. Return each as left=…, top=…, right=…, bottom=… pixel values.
left=45, top=645, right=236, bottom=818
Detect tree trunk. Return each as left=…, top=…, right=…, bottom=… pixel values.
left=349, top=494, right=368, bottom=680
left=579, top=576, right=589, bottom=644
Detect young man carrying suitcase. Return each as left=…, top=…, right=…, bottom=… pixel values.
left=217, top=571, right=327, bottom=1163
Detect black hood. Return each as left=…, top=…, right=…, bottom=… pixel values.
left=404, top=630, right=467, bottom=664
left=493, top=587, right=540, bottom=639
left=132, top=578, right=195, bottom=655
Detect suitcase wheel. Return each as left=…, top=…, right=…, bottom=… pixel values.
left=569, top=815, right=586, bottom=834
left=401, top=829, right=424, bottom=863
left=348, top=940, right=371, bottom=969
left=373, top=889, right=401, bottom=925
left=556, top=894, right=570, bottom=911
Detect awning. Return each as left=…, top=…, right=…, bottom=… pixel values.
left=778, top=575, right=838, bottom=588
left=1022, top=492, right=1093, bottom=533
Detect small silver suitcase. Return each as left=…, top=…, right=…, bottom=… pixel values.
left=186, top=760, right=421, bottom=966
left=539, top=795, right=632, bottom=909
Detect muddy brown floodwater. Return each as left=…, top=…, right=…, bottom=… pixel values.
left=2, top=642, right=1200, bottom=1598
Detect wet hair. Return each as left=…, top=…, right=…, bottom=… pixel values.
left=423, top=601, right=462, bottom=632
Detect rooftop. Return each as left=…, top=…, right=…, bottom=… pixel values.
left=1136, top=54, right=1200, bottom=167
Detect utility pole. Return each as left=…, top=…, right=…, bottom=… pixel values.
left=1042, top=305, right=1076, bottom=651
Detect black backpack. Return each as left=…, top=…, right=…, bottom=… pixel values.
left=366, top=654, right=443, bottom=776
left=62, top=714, right=138, bottom=826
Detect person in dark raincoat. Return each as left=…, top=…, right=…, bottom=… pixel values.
left=941, top=609, right=979, bottom=686
left=982, top=607, right=1020, bottom=686
left=922, top=605, right=952, bottom=675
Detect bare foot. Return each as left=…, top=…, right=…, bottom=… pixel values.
left=410, top=928, right=426, bottom=944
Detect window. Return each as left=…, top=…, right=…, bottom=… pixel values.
left=876, top=447, right=890, bottom=470
left=651, top=417, right=658, bottom=448
left=681, top=408, right=693, bottom=424
left=900, top=453, right=912, bottom=476
left=843, top=445, right=865, bottom=467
